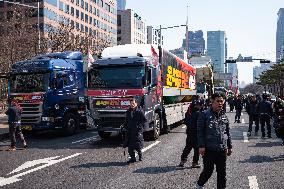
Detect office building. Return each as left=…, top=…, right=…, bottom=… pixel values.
left=182, top=30, right=205, bottom=56
left=276, top=8, right=284, bottom=62
left=0, top=0, right=118, bottom=47
left=117, top=9, right=146, bottom=45
left=207, top=31, right=226, bottom=73
left=117, top=0, right=126, bottom=10
left=147, top=26, right=163, bottom=46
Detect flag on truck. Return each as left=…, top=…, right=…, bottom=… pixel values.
left=83, top=50, right=95, bottom=72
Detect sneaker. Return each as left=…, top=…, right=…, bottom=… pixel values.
left=178, top=160, right=187, bottom=167
left=23, top=144, right=28, bottom=149
left=127, top=158, right=136, bottom=164
left=237, top=120, right=241, bottom=123
left=191, top=162, right=201, bottom=168
left=247, top=132, right=251, bottom=137
left=196, top=183, right=204, bottom=189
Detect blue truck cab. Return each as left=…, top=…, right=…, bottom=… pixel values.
left=8, top=51, right=87, bottom=135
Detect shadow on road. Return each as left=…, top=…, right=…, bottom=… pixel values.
left=71, top=161, right=128, bottom=169
left=248, top=141, right=282, bottom=148
left=239, top=154, right=284, bottom=163
left=133, top=165, right=191, bottom=174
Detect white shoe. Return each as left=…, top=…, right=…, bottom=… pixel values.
left=196, top=183, right=204, bottom=189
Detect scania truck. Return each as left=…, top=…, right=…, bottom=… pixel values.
left=7, top=51, right=87, bottom=135
left=87, top=44, right=196, bottom=140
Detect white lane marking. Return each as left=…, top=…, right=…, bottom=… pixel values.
left=242, top=119, right=245, bottom=123
left=72, top=136, right=98, bottom=144
left=248, top=176, right=259, bottom=189
left=243, top=132, right=249, bottom=143
left=0, top=153, right=82, bottom=187
left=134, top=141, right=161, bottom=158
left=182, top=125, right=186, bottom=129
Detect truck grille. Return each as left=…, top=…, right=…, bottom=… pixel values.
left=19, top=103, right=43, bottom=124
left=97, top=111, right=126, bottom=128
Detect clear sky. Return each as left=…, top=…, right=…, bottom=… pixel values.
left=126, top=0, right=283, bottom=84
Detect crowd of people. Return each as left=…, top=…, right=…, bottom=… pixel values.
left=6, top=91, right=284, bottom=189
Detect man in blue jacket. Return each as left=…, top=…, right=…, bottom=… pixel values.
left=196, top=93, right=232, bottom=189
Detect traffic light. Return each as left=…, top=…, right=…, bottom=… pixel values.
left=260, top=59, right=271, bottom=63
left=225, top=59, right=236, bottom=63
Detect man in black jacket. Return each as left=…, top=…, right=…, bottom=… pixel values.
left=5, top=100, right=27, bottom=151
left=196, top=93, right=232, bottom=189
left=246, top=95, right=260, bottom=136
left=123, top=97, right=147, bottom=163
left=178, top=100, right=203, bottom=168
left=234, top=95, right=243, bottom=123
left=259, top=94, right=273, bottom=138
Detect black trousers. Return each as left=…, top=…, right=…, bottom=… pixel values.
left=248, top=115, right=259, bottom=133
left=197, top=150, right=227, bottom=189
left=235, top=109, right=242, bottom=121
left=9, top=123, right=26, bottom=147
left=260, top=114, right=271, bottom=137
left=181, top=132, right=199, bottom=163
left=128, top=147, right=142, bottom=160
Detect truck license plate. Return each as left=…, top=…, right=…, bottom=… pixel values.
left=21, top=126, right=32, bottom=131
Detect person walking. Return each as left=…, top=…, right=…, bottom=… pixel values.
left=196, top=93, right=232, bottom=189
left=123, top=97, right=147, bottom=163
left=178, top=100, right=202, bottom=168
left=234, top=95, right=243, bottom=123
left=246, top=95, right=260, bottom=136
left=259, top=94, right=273, bottom=138
left=5, top=100, right=27, bottom=151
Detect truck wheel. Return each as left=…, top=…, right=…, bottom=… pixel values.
left=98, top=131, right=111, bottom=139
left=147, top=113, right=161, bottom=140
left=63, top=113, right=79, bottom=136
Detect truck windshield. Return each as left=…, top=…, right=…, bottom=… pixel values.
left=88, top=66, right=145, bottom=89
left=10, top=73, right=50, bottom=93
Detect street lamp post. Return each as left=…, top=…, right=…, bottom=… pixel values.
left=0, top=0, right=41, bottom=51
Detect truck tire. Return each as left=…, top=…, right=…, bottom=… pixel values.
left=98, top=131, right=111, bottom=139
left=147, top=113, right=161, bottom=141
left=63, top=113, right=79, bottom=136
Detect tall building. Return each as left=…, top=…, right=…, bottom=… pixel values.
left=182, top=30, right=205, bottom=56
left=276, top=8, right=284, bottom=62
left=207, top=31, right=226, bottom=73
left=170, top=47, right=188, bottom=62
left=147, top=26, right=163, bottom=46
left=227, top=61, right=238, bottom=90
left=117, top=0, right=126, bottom=10
left=0, top=0, right=118, bottom=47
left=117, top=9, right=146, bottom=45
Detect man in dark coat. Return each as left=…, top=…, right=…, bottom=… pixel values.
left=5, top=100, right=27, bottom=151
left=178, top=100, right=203, bottom=168
left=123, top=97, right=147, bottom=163
left=246, top=95, right=260, bottom=136
left=259, top=94, right=273, bottom=138
left=234, top=95, right=243, bottom=123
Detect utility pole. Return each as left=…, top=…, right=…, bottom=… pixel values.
left=186, top=4, right=189, bottom=61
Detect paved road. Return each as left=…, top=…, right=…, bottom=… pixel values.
left=0, top=109, right=283, bottom=189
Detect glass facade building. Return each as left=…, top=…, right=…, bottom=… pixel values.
left=276, top=8, right=284, bottom=62
left=207, top=31, right=226, bottom=73
left=182, top=30, right=205, bottom=56
left=117, top=0, right=126, bottom=10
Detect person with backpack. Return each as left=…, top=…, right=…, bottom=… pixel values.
left=178, top=99, right=203, bottom=168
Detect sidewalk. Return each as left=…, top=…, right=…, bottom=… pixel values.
left=0, top=114, right=9, bottom=140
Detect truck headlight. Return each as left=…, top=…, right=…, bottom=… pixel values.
left=42, top=117, right=55, bottom=122
left=54, top=104, right=60, bottom=110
